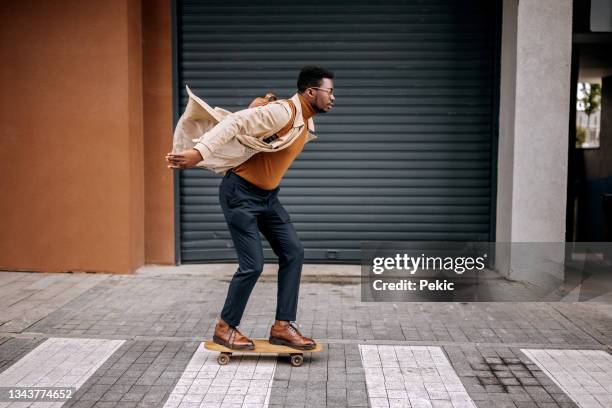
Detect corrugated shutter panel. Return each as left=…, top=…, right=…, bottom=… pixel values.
left=176, top=0, right=498, bottom=262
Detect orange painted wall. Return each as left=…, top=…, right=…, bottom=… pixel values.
left=143, top=0, right=175, bottom=265
left=0, top=0, right=163, bottom=274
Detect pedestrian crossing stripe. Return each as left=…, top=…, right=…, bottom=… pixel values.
left=521, top=348, right=612, bottom=408
left=163, top=343, right=277, bottom=408
left=359, top=345, right=476, bottom=408
left=0, top=337, right=124, bottom=407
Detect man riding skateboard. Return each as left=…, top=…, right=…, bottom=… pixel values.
left=166, top=66, right=335, bottom=351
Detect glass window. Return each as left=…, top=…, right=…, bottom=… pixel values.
left=576, top=82, right=602, bottom=149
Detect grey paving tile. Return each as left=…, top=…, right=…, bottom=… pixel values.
left=61, top=340, right=196, bottom=408
left=439, top=346, right=579, bottom=408
left=0, top=336, right=46, bottom=374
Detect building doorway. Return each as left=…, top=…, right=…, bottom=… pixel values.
left=567, top=0, right=612, bottom=242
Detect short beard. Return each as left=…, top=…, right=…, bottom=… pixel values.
left=311, top=102, right=327, bottom=114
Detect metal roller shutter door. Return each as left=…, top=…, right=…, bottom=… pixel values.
left=175, top=0, right=499, bottom=263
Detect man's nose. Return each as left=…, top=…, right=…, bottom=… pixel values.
left=330, top=94, right=336, bottom=102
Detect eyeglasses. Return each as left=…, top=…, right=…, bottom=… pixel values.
left=309, top=87, right=334, bottom=96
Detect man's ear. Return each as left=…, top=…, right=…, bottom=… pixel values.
left=303, top=89, right=315, bottom=99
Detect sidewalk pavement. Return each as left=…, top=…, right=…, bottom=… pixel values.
left=0, top=265, right=610, bottom=408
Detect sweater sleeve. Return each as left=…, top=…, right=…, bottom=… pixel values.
left=193, top=102, right=291, bottom=161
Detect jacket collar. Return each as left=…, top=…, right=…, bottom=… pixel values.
left=290, top=93, right=315, bottom=132
left=290, top=93, right=304, bottom=127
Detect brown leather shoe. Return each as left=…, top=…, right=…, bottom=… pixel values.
left=213, top=319, right=254, bottom=350
left=269, top=321, right=316, bottom=350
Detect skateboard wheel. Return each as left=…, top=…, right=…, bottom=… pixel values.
left=290, top=354, right=303, bottom=367
left=217, top=352, right=231, bottom=365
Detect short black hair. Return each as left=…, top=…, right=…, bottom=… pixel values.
left=297, top=66, right=334, bottom=93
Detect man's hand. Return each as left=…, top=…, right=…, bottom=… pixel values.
left=165, top=149, right=203, bottom=169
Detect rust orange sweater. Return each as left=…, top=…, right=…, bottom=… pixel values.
left=233, top=94, right=315, bottom=190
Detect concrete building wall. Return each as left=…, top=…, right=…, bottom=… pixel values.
left=496, top=0, right=573, bottom=279
left=0, top=0, right=173, bottom=274
left=497, top=0, right=573, bottom=244
left=512, top=0, right=572, bottom=243
left=495, top=0, right=518, bottom=275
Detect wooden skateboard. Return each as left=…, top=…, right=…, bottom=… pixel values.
left=204, top=339, right=322, bottom=367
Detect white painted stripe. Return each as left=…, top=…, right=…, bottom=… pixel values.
left=359, top=345, right=476, bottom=408
left=522, top=349, right=612, bottom=408
left=0, top=337, right=124, bottom=407
left=163, top=343, right=277, bottom=408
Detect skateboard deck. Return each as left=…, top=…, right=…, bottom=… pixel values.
left=204, top=339, right=322, bottom=367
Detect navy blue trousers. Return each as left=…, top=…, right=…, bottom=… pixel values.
left=219, top=171, right=304, bottom=327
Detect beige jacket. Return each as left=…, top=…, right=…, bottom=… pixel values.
left=172, top=86, right=316, bottom=174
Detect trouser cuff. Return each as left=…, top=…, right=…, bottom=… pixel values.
left=220, top=314, right=240, bottom=328
left=275, top=314, right=296, bottom=322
